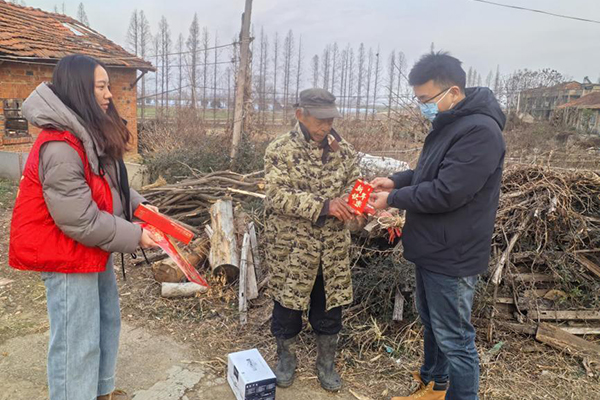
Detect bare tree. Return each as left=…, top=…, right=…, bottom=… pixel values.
left=467, top=67, right=473, bottom=87
left=295, top=35, right=302, bottom=103
left=153, top=35, right=159, bottom=114
left=330, top=43, right=338, bottom=95
left=477, top=72, right=483, bottom=87
left=364, top=47, right=373, bottom=121
left=213, top=32, right=219, bottom=121
left=321, top=45, right=331, bottom=90
left=494, top=65, right=501, bottom=95
left=201, top=27, right=210, bottom=118
left=395, top=51, right=406, bottom=111
left=177, top=33, right=184, bottom=108
left=356, top=43, right=365, bottom=119
left=347, top=48, right=355, bottom=117
left=77, top=3, right=89, bottom=26
left=186, top=14, right=200, bottom=109
left=158, top=16, right=172, bottom=116
left=272, top=32, right=279, bottom=123
left=339, top=48, right=347, bottom=115
left=485, top=70, right=494, bottom=88
left=260, top=30, right=269, bottom=124
left=139, top=11, right=151, bottom=120
left=387, top=51, right=396, bottom=119
left=257, top=28, right=266, bottom=120
left=126, top=10, right=139, bottom=55
left=312, top=55, right=320, bottom=88
left=282, top=30, right=294, bottom=120
left=372, top=47, right=381, bottom=120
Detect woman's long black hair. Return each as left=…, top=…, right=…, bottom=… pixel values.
left=50, top=54, right=132, bottom=159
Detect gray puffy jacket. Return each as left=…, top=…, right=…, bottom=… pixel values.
left=22, top=83, right=143, bottom=255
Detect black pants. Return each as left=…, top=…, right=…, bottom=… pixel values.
left=271, top=274, right=342, bottom=339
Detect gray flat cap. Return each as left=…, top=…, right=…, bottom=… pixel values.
left=297, top=88, right=342, bottom=119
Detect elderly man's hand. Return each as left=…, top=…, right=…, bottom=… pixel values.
left=370, top=177, right=394, bottom=192
left=329, top=198, right=356, bottom=221
left=369, top=191, right=390, bottom=210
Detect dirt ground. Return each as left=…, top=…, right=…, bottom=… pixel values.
left=1, top=177, right=599, bottom=400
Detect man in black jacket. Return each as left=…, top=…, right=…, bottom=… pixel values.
left=370, top=52, right=506, bottom=400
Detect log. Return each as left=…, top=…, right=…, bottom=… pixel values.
left=161, top=282, right=208, bottom=298
left=576, top=254, right=600, bottom=280
left=392, top=289, right=405, bottom=321
left=152, top=259, right=185, bottom=283
left=536, top=322, right=600, bottom=359
left=529, top=310, right=600, bottom=321
left=187, top=236, right=210, bottom=267
left=209, top=200, right=239, bottom=281
left=239, top=232, right=250, bottom=325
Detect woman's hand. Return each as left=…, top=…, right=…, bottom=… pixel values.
left=140, top=229, right=160, bottom=248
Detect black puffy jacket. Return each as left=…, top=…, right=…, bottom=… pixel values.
left=388, top=87, right=506, bottom=277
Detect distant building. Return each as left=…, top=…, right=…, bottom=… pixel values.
left=519, top=79, right=600, bottom=121
left=554, top=92, right=600, bottom=135
left=0, top=1, right=154, bottom=153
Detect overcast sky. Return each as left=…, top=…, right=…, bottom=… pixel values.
left=26, top=0, right=600, bottom=84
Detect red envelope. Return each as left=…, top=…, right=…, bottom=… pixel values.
left=347, top=180, right=374, bottom=214
left=138, top=222, right=209, bottom=288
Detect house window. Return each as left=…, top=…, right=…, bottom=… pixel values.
left=2, top=99, right=29, bottom=138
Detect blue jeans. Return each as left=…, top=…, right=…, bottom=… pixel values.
left=415, top=266, right=480, bottom=400
left=42, top=257, right=121, bottom=400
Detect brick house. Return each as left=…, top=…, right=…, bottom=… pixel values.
left=554, top=92, right=600, bottom=135
left=519, top=79, right=600, bottom=121
left=0, top=1, right=154, bottom=154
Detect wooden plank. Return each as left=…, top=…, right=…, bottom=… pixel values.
left=536, top=322, right=600, bottom=359
left=245, top=235, right=259, bottom=301
left=239, top=232, right=250, bottom=325
left=392, top=289, right=405, bottom=321
left=529, top=310, right=600, bottom=321
left=576, top=254, right=600, bottom=280
left=248, top=222, right=262, bottom=276
left=496, top=297, right=515, bottom=305
left=561, top=327, right=600, bottom=335
left=514, top=273, right=558, bottom=283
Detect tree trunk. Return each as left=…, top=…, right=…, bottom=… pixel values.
left=209, top=199, right=239, bottom=281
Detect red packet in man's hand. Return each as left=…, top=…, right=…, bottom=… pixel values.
left=348, top=180, right=375, bottom=215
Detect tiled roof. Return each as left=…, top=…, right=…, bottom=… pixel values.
left=557, top=92, right=600, bottom=110
left=522, top=81, right=583, bottom=94
left=0, top=1, right=154, bottom=71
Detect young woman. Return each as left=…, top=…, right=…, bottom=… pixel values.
left=9, top=54, right=159, bottom=400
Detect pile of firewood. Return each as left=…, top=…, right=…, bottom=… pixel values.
left=141, top=170, right=266, bottom=230
left=487, top=165, right=600, bottom=358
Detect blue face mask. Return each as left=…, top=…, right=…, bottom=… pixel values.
left=419, top=103, right=440, bottom=122
left=419, top=88, right=453, bottom=122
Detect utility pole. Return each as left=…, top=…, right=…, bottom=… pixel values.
left=230, top=0, right=253, bottom=167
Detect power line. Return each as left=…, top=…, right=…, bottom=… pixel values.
left=471, top=0, right=600, bottom=25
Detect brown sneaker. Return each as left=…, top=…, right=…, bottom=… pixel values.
left=97, top=389, right=131, bottom=400
left=391, top=371, right=447, bottom=400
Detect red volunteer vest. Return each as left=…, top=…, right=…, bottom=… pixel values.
left=9, top=130, right=114, bottom=273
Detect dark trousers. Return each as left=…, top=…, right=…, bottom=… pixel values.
left=271, top=274, right=342, bottom=339
left=415, top=266, right=480, bottom=400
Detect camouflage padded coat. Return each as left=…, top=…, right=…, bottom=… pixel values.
left=264, top=123, right=361, bottom=311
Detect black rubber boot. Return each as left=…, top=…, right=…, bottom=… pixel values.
left=315, top=334, right=342, bottom=392
left=275, top=336, right=297, bottom=388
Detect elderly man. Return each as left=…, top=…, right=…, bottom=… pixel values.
left=264, top=88, right=360, bottom=392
